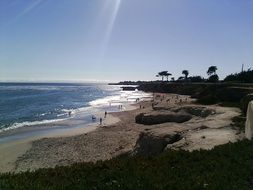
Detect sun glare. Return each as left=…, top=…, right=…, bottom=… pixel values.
left=98, top=0, right=122, bottom=63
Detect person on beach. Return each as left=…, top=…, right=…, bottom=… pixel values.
left=100, top=117, right=102, bottom=125
left=104, top=111, right=107, bottom=118
left=92, top=115, right=96, bottom=121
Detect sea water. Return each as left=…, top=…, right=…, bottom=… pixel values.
left=0, top=83, right=151, bottom=133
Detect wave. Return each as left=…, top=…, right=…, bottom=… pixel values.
left=0, top=89, right=152, bottom=133
left=0, top=118, right=68, bottom=133
left=61, top=106, right=92, bottom=115
left=89, top=90, right=152, bottom=107
left=89, top=95, right=122, bottom=107
left=0, top=106, right=94, bottom=134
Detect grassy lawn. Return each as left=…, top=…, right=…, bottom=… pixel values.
left=1, top=139, right=253, bottom=190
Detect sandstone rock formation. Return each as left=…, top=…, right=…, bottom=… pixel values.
left=135, top=112, right=192, bottom=125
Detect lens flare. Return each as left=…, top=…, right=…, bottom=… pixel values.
left=98, top=0, right=122, bottom=63
left=104, top=0, right=122, bottom=47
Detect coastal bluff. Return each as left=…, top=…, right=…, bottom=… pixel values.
left=12, top=93, right=243, bottom=173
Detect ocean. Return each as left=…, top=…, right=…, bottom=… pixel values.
left=0, top=83, right=151, bottom=133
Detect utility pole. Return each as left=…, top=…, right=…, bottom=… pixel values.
left=241, top=63, right=244, bottom=73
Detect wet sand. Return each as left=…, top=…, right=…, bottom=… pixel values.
left=0, top=112, right=120, bottom=173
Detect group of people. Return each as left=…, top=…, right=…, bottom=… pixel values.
left=92, top=111, right=108, bottom=125
left=92, top=104, right=125, bottom=125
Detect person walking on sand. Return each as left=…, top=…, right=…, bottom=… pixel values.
left=100, top=117, right=102, bottom=125
left=104, top=111, right=107, bottom=118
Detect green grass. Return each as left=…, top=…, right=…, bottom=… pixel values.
left=1, top=140, right=253, bottom=190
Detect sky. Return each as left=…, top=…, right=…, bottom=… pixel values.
left=0, top=0, right=253, bottom=82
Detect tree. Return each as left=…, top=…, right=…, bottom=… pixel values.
left=208, top=74, right=219, bottom=83
left=207, top=66, right=217, bottom=76
left=182, top=70, right=189, bottom=80
left=164, top=72, right=172, bottom=81
left=157, top=71, right=171, bottom=81
left=207, top=66, right=219, bottom=83
left=224, top=69, right=253, bottom=83
left=178, top=76, right=185, bottom=81
left=188, top=76, right=205, bottom=83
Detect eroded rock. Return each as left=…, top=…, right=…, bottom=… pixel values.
left=135, top=112, right=192, bottom=125
left=172, top=106, right=215, bottom=118
left=131, top=132, right=182, bottom=156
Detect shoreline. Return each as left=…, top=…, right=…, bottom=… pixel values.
left=0, top=100, right=140, bottom=173
left=0, top=93, right=244, bottom=173
left=0, top=83, right=151, bottom=134
left=0, top=103, right=138, bottom=141
left=0, top=113, right=121, bottom=173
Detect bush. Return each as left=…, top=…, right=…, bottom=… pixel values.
left=188, top=76, right=205, bottom=83
left=1, top=140, right=253, bottom=189
left=207, top=74, right=219, bottom=83
left=224, top=69, right=253, bottom=83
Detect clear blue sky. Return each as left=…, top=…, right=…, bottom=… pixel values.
left=0, top=0, right=253, bottom=82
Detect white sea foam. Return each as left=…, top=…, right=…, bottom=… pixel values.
left=57, top=113, right=66, bottom=117
left=0, top=118, right=67, bottom=133
left=89, top=90, right=152, bottom=107
left=0, top=88, right=152, bottom=133
left=89, top=95, right=121, bottom=107
left=62, top=106, right=92, bottom=115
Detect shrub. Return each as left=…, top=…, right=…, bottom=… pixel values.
left=207, top=74, right=219, bottom=83
left=224, top=69, right=253, bottom=83
left=188, top=76, right=205, bottom=83
left=1, top=140, right=253, bottom=189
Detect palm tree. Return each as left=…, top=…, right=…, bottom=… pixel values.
left=157, top=71, right=171, bottom=81
left=164, top=72, right=172, bottom=81
left=156, top=73, right=164, bottom=81
left=207, top=66, right=217, bottom=76
left=182, top=70, right=189, bottom=80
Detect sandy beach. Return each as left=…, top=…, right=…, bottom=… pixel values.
left=0, top=112, right=120, bottom=173
left=0, top=93, right=243, bottom=173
